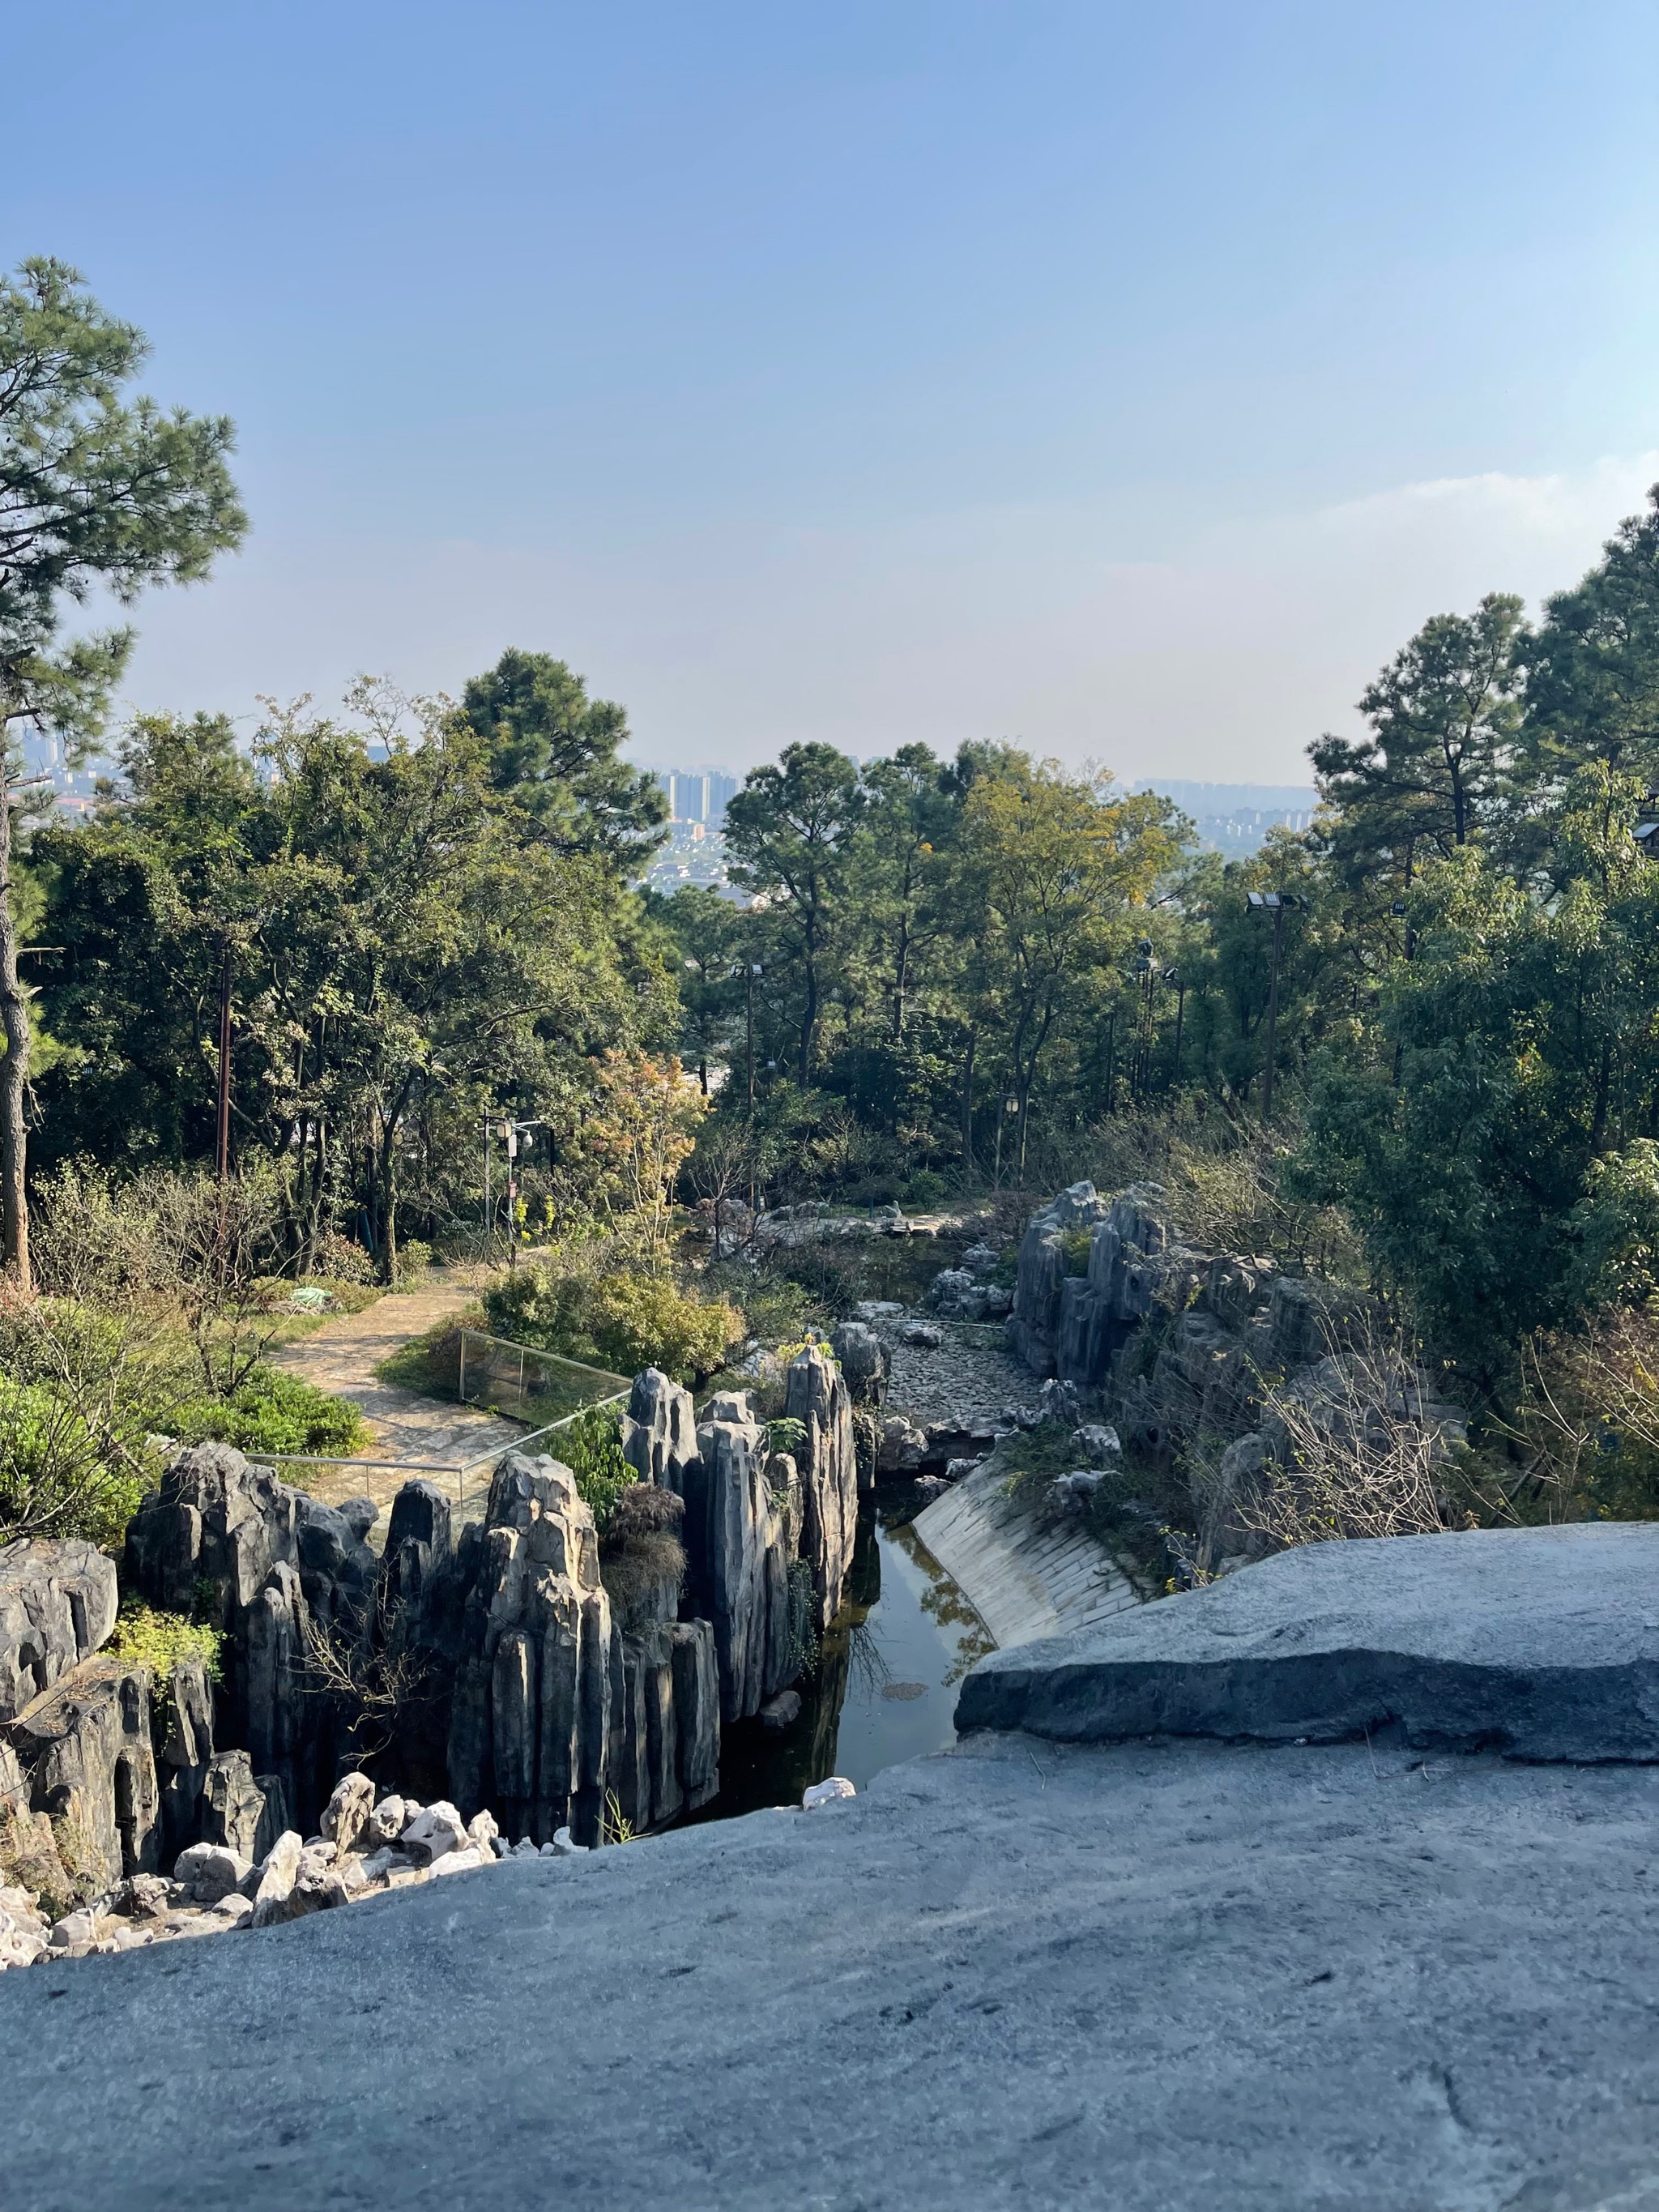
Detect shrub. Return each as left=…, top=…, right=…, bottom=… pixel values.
left=901, top=1169, right=948, bottom=1210
left=484, top=1259, right=741, bottom=1385
left=108, top=1601, right=224, bottom=1693
left=0, top=1370, right=147, bottom=1551
left=599, top=1482, right=687, bottom=1630
left=392, top=1238, right=433, bottom=1288
left=310, top=1230, right=376, bottom=1285
left=557, top=1405, right=638, bottom=1532
left=169, top=1364, right=369, bottom=1460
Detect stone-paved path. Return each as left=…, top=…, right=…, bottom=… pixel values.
left=881, top=1317, right=1042, bottom=1430
left=268, top=1270, right=524, bottom=1529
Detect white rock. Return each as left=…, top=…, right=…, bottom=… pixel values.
left=401, top=1800, right=468, bottom=1866
left=249, top=1830, right=305, bottom=1928
left=172, top=1843, right=253, bottom=1904
left=802, top=1777, right=857, bottom=1811
left=49, top=1908, right=97, bottom=1950
left=320, top=1772, right=377, bottom=1853
left=467, top=1809, right=500, bottom=1854
left=430, top=1846, right=488, bottom=1877
left=549, top=1827, right=589, bottom=1857
left=367, top=1794, right=407, bottom=1847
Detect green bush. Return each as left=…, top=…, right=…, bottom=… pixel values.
left=170, top=1363, right=369, bottom=1459
left=901, top=1169, right=949, bottom=1210
left=484, top=1260, right=741, bottom=1385
left=108, top=1600, right=224, bottom=1687
left=557, top=1405, right=638, bottom=1532
left=311, top=1230, right=376, bottom=1285
left=0, top=1373, right=146, bottom=1551
left=392, top=1238, right=433, bottom=1288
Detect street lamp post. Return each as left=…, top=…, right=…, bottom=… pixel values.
left=1247, top=891, right=1306, bottom=1122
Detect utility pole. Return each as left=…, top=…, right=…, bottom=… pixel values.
left=483, top=1112, right=493, bottom=1249
left=1247, top=891, right=1303, bottom=1122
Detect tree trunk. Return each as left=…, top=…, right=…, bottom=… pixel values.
left=0, top=752, right=32, bottom=1293
left=959, top=1029, right=976, bottom=1172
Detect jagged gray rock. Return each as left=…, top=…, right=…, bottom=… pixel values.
left=320, top=1773, right=375, bottom=1853
left=156, top=1655, right=216, bottom=1858
left=0, top=1539, right=119, bottom=1723
left=125, top=1444, right=376, bottom=1832
left=787, top=1346, right=859, bottom=1621
left=621, top=1369, right=699, bottom=1491
left=957, top=1522, right=1659, bottom=1761
left=689, top=1402, right=794, bottom=1723
left=5, top=1655, right=160, bottom=1890
left=445, top=1453, right=613, bottom=1848
left=198, top=1751, right=272, bottom=1861
left=830, top=1322, right=889, bottom=1405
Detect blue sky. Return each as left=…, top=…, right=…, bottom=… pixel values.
left=10, top=1, right=1659, bottom=779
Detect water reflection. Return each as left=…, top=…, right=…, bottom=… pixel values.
left=697, top=1485, right=996, bottom=1821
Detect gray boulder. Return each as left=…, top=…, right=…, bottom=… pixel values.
left=320, top=1771, right=376, bottom=1853
left=957, top=1522, right=1659, bottom=1761
left=830, top=1322, right=889, bottom=1406
left=6, top=1655, right=160, bottom=1889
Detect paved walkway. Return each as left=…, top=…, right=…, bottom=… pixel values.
left=268, top=1270, right=524, bottom=1530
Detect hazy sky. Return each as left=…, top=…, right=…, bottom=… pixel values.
left=11, top=2, right=1659, bottom=782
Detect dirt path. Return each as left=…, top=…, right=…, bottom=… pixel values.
left=268, top=1269, right=525, bottom=1527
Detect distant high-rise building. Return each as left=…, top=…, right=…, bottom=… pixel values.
left=654, top=767, right=740, bottom=826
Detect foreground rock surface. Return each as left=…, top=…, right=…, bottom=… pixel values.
left=957, top=1522, right=1659, bottom=1759
left=6, top=1731, right=1659, bottom=2210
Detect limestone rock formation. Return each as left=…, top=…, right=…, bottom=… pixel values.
left=788, top=1346, right=859, bottom=1620
left=6, top=1656, right=160, bottom=1890
left=687, top=1398, right=795, bottom=1723
left=156, top=1653, right=217, bottom=1857
left=445, top=1452, right=614, bottom=1847
left=0, top=1539, right=120, bottom=1721
left=621, top=1369, right=699, bottom=1492
left=125, top=1443, right=378, bottom=1830
left=830, top=1322, right=889, bottom=1406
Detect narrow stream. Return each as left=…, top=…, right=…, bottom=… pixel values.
left=694, top=1485, right=996, bottom=1820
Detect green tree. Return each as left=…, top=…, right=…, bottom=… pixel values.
left=1524, top=488, right=1659, bottom=788
left=1295, top=767, right=1659, bottom=1371
left=458, top=647, right=667, bottom=868
left=0, top=258, right=245, bottom=1286
left=1311, top=593, right=1527, bottom=896
left=724, top=742, right=863, bottom=1083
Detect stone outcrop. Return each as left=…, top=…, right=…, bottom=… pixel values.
left=0, top=1539, right=119, bottom=1722
left=685, top=1394, right=795, bottom=1723
left=829, top=1322, right=888, bottom=1407
left=125, top=1443, right=379, bottom=1831
left=445, top=1452, right=615, bottom=1848
left=6, top=1656, right=160, bottom=1890
left=957, top=1521, right=1659, bottom=1763
left=788, top=1347, right=860, bottom=1619
left=156, top=1654, right=217, bottom=1858
left=621, top=1369, right=700, bottom=1491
